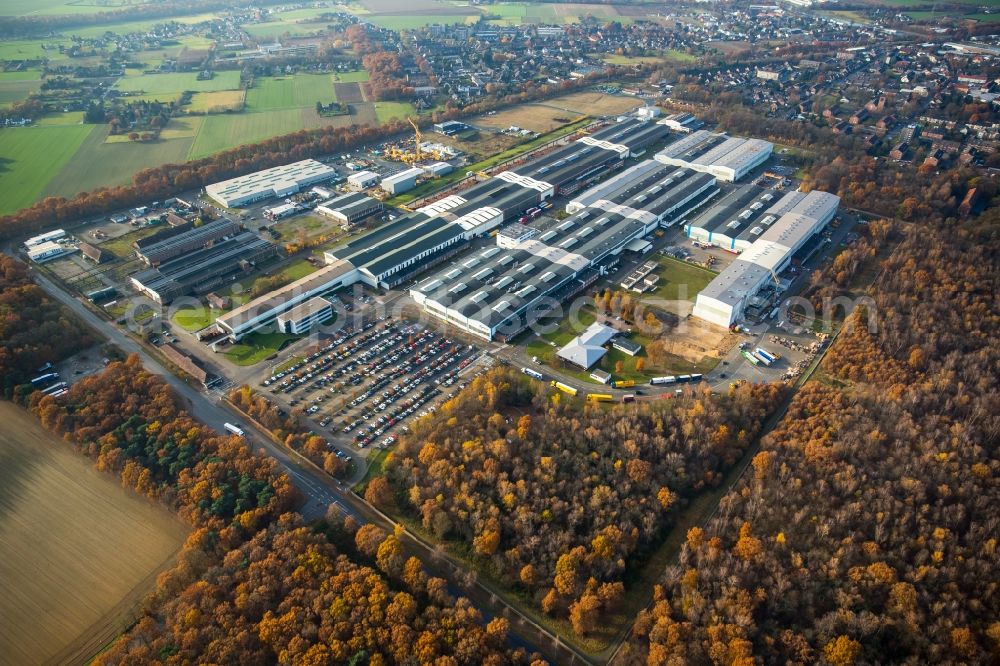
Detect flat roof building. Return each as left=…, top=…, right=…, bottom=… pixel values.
left=654, top=130, right=772, bottom=182
left=276, top=296, right=334, bottom=335
left=205, top=159, right=337, bottom=208
left=316, top=192, right=383, bottom=228
left=24, top=229, right=66, bottom=248
left=693, top=190, right=839, bottom=328
left=216, top=260, right=358, bottom=341
left=381, top=167, right=424, bottom=195
left=347, top=170, right=380, bottom=191
left=27, top=240, right=74, bottom=264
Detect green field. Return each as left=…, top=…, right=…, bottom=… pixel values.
left=483, top=2, right=629, bottom=25
left=0, top=124, right=94, bottom=214
left=43, top=124, right=195, bottom=198
left=0, top=79, right=42, bottom=106
left=246, top=75, right=337, bottom=111
left=0, top=0, right=155, bottom=15
left=373, top=101, right=416, bottom=123
left=363, top=14, right=478, bottom=30
left=115, top=71, right=241, bottom=95
left=189, top=108, right=303, bottom=158
left=0, top=39, right=73, bottom=61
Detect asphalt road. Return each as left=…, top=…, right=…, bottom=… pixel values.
left=27, top=265, right=592, bottom=666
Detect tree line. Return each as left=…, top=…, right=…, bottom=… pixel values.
left=382, top=369, right=785, bottom=636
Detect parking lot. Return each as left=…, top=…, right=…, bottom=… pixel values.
left=260, top=316, right=481, bottom=457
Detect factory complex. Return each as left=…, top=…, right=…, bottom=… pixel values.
left=692, top=189, right=840, bottom=328
left=163, top=113, right=836, bottom=346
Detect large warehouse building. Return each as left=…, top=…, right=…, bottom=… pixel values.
left=315, top=192, right=383, bottom=228
left=682, top=186, right=779, bottom=252
left=205, top=160, right=338, bottom=208
left=653, top=130, right=772, bottom=182
left=136, top=219, right=242, bottom=265
left=692, top=190, right=840, bottom=328
left=130, top=232, right=277, bottom=304
left=210, top=117, right=688, bottom=339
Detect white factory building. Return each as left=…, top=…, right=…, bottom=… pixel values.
left=653, top=130, right=773, bottom=182
left=276, top=296, right=335, bottom=335
left=204, top=159, right=338, bottom=208
left=216, top=260, right=359, bottom=341
left=692, top=190, right=840, bottom=328
left=381, top=167, right=425, bottom=195
left=347, top=170, right=380, bottom=191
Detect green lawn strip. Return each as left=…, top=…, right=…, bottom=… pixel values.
left=170, top=304, right=224, bottom=332
left=386, top=118, right=592, bottom=206
left=222, top=331, right=300, bottom=366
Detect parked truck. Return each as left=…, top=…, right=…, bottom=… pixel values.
left=550, top=381, right=578, bottom=396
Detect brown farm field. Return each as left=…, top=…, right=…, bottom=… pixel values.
left=0, top=402, right=187, bottom=666
left=544, top=91, right=644, bottom=116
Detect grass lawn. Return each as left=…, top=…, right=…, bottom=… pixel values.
left=34, top=111, right=85, bottom=126
left=170, top=304, right=223, bottom=332
left=373, top=101, right=416, bottom=124
left=0, top=124, right=94, bottom=214
left=0, top=39, right=71, bottom=61
left=353, top=447, right=391, bottom=494
left=115, top=71, right=241, bottom=95
left=363, top=14, right=476, bottom=30
left=98, top=225, right=163, bottom=257
left=43, top=124, right=195, bottom=198
left=0, top=78, right=41, bottom=106
left=228, top=257, right=318, bottom=304
left=272, top=214, right=337, bottom=241
left=644, top=256, right=718, bottom=303
left=223, top=331, right=300, bottom=366
left=188, top=108, right=303, bottom=158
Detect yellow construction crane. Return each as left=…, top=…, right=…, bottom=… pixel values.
left=407, top=116, right=422, bottom=162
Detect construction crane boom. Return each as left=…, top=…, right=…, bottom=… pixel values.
left=407, top=116, right=422, bottom=162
